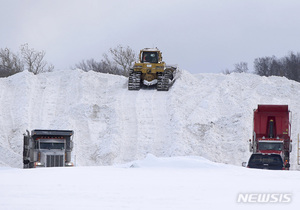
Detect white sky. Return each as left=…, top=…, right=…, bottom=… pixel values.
left=1, top=0, right=300, bottom=73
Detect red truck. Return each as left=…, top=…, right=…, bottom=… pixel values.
left=248, top=105, right=292, bottom=170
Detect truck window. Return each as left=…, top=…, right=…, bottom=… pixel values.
left=258, top=142, right=283, bottom=151
left=40, top=142, right=65, bottom=150
left=249, top=154, right=283, bottom=165
left=142, top=52, right=158, bottom=63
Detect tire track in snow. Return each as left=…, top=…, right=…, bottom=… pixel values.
left=118, top=87, right=173, bottom=162
left=135, top=88, right=172, bottom=158
left=151, top=90, right=173, bottom=156
left=118, top=89, right=139, bottom=162
left=136, top=89, right=157, bottom=156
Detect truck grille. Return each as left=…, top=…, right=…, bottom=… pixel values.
left=46, top=155, right=64, bottom=167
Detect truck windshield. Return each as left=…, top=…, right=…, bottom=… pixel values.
left=142, top=52, right=158, bottom=63
left=249, top=154, right=283, bottom=165
left=40, top=142, right=65, bottom=150
left=258, top=142, right=283, bottom=151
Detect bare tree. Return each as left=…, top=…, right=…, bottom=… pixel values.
left=222, top=68, right=231, bottom=75
left=254, top=57, right=270, bottom=76
left=0, top=48, right=23, bottom=77
left=223, top=62, right=248, bottom=74
left=74, top=45, right=136, bottom=76
left=284, top=52, right=300, bottom=82
left=74, top=59, right=97, bottom=72
left=233, top=62, right=248, bottom=73
left=103, top=45, right=136, bottom=76
left=20, top=44, right=54, bottom=75
left=74, top=58, right=123, bottom=75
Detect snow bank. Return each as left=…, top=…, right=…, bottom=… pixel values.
left=0, top=69, right=300, bottom=169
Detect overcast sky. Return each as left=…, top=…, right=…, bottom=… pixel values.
left=1, top=0, right=300, bottom=74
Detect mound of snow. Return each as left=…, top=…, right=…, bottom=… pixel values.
left=0, top=69, right=299, bottom=170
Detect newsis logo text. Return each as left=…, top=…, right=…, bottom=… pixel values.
left=237, top=193, right=292, bottom=203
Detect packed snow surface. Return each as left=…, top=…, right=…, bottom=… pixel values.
left=0, top=155, right=299, bottom=210
left=0, top=69, right=300, bottom=169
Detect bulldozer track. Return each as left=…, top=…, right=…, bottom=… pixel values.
left=128, top=72, right=141, bottom=90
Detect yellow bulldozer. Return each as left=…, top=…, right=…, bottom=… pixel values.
left=128, top=48, right=177, bottom=91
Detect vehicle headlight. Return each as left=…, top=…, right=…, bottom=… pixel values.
left=65, top=162, right=74, bottom=167
left=35, top=162, right=44, bottom=167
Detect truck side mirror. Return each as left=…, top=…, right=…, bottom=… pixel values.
left=242, top=162, right=247, bottom=167
left=249, top=144, right=253, bottom=152
left=249, top=139, right=253, bottom=152
left=289, top=144, right=292, bottom=152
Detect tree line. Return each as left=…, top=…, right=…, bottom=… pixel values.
left=0, top=44, right=54, bottom=77
left=0, top=44, right=136, bottom=78
left=74, top=45, right=136, bottom=77
left=1, top=44, right=300, bottom=84
left=224, top=52, right=300, bottom=83
left=253, top=52, right=300, bottom=82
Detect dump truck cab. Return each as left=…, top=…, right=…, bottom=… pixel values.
left=23, top=129, right=74, bottom=168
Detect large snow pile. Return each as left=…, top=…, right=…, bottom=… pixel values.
left=0, top=69, right=300, bottom=169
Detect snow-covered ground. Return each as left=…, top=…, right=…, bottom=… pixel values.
left=0, top=155, right=299, bottom=210
left=1, top=69, right=300, bottom=209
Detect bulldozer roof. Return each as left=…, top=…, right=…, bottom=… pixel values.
left=141, top=48, right=160, bottom=52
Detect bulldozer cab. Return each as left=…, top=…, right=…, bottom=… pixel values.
left=141, top=51, right=158, bottom=63
left=140, top=49, right=162, bottom=64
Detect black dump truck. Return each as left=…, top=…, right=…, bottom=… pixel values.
left=23, top=129, right=74, bottom=168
